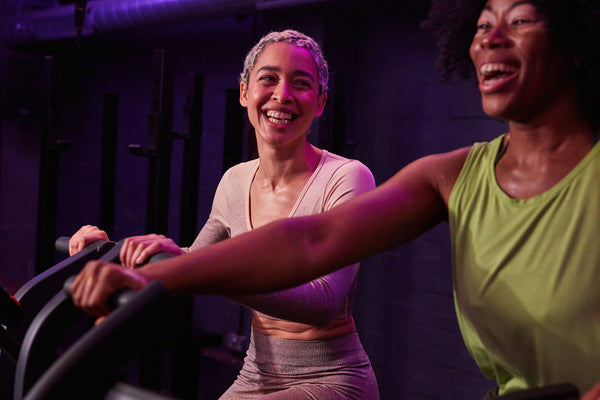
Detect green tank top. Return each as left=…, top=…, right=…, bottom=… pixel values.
left=448, top=135, right=600, bottom=395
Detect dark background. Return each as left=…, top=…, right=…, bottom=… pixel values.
left=0, top=0, right=508, bottom=398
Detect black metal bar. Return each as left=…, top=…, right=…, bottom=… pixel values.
left=99, top=93, right=119, bottom=236
left=35, top=56, right=70, bottom=274
left=138, top=48, right=174, bottom=392
left=178, top=73, right=203, bottom=246
left=144, top=48, right=174, bottom=235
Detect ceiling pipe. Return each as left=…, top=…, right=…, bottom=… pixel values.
left=0, top=0, right=332, bottom=45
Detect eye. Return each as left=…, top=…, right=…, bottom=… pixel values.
left=293, top=79, right=312, bottom=89
left=475, top=8, right=496, bottom=33
left=475, top=16, right=493, bottom=32
left=511, top=18, right=531, bottom=26
left=258, top=75, right=277, bottom=85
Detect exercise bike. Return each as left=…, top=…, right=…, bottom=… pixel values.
left=18, top=275, right=181, bottom=400
left=2, top=237, right=184, bottom=400
left=1, top=238, right=115, bottom=399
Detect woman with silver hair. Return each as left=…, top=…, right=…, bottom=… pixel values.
left=74, top=0, right=600, bottom=398
left=70, top=30, right=379, bottom=399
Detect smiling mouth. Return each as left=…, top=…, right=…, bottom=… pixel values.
left=265, top=110, right=296, bottom=124
left=479, top=63, right=518, bottom=92
left=480, top=63, right=518, bottom=82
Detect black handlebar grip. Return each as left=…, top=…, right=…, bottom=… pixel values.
left=55, top=236, right=71, bottom=255
left=63, top=276, right=76, bottom=298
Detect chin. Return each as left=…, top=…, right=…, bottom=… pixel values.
left=482, top=101, right=512, bottom=121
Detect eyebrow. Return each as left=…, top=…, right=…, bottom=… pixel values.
left=256, top=66, right=316, bottom=82
left=483, top=0, right=535, bottom=12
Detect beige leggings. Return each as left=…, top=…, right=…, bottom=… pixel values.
left=219, top=329, right=380, bottom=400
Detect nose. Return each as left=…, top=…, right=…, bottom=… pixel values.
left=479, top=24, right=510, bottom=49
left=272, top=81, right=292, bottom=103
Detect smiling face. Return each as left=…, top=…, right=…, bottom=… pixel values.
left=470, top=0, right=574, bottom=122
left=240, top=42, right=327, bottom=150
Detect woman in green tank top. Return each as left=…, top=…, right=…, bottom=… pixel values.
left=71, top=0, right=600, bottom=398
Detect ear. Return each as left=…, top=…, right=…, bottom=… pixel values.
left=314, top=93, right=327, bottom=117
left=240, top=81, right=248, bottom=107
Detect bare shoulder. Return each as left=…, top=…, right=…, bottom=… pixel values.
left=399, top=146, right=472, bottom=205
left=424, top=146, right=472, bottom=175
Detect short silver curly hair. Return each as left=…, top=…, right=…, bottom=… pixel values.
left=239, top=29, right=329, bottom=96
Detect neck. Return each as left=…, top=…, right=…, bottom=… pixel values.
left=507, top=118, right=595, bottom=157
left=506, top=88, right=595, bottom=156
left=255, top=142, right=322, bottom=188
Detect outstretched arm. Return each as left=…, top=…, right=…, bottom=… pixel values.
left=72, top=149, right=468, bottom=316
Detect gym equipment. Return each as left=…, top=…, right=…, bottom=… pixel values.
left=17, top=278, right=181, bottom=400
left=128, top=48, right=175, bottom=236
left=8, top=237, right=182, bottom=400
left=100, top=92, right=119, bottom=232
left=35, top=56, right=72, bottom=273
left=1, top=237, right=115, bottom=399
left=15, top=236, right=114, bottom=336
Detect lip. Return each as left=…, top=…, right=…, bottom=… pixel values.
left=262, top=108, right=298, bottom=127
left=477, top=60, right=519, bottom=94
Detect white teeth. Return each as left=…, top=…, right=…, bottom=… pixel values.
left=480, top=63, right=517, bottom=75
left=266, top=110, right=293, bottom=120
left=265, top=110, right=294, bottom=123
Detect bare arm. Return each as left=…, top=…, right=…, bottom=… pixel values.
left=72, top=148, right=469, bottom=316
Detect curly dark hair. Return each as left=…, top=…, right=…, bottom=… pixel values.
left=422, top=0, right=600, bottom=126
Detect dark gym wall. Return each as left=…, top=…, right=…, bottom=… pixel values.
left=0, top=1, right=507, bottom=398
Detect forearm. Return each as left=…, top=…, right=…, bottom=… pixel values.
left=231, top=264, right=358, bottom=325
left=137, top=216, right=346, bottom=296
